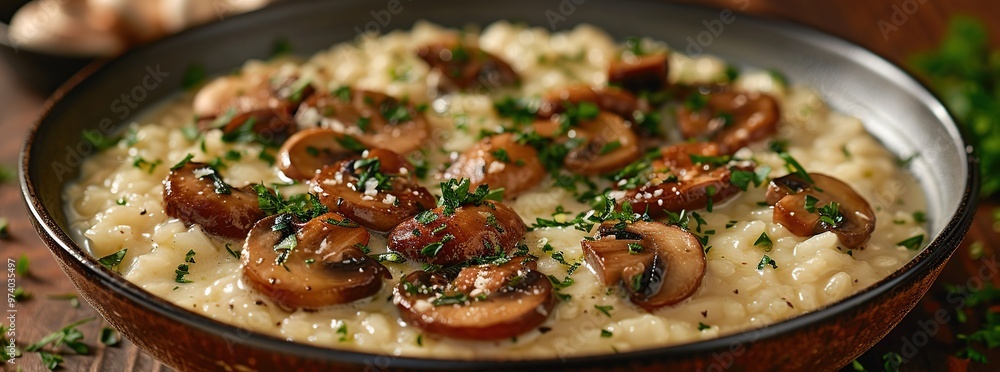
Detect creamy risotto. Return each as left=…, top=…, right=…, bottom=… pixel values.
left=64, top=21, right=928, bottom=359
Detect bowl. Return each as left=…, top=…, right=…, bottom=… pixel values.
left=0, top=0, right=94, bottom=94
left=20, top=0, right=980, bottom=370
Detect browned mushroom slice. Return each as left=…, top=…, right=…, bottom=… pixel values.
left=163, top=162, right=264, bottom=241
left=608, top=53, right=669, bottom=93
left=582, top=221, right=705, bottom=311
left=677, top=87, right=780, bottom=155
left=765, top=173, right=876, bottom=249
left=621, top=142, right=745, bottom=217
left=416, top=41, right=520, bottom=92
left=296, top=89, right=429, bottom=154
left=536, top=84, right=644, bottom=121
left=242, top=212, right=390, bottom=309
left=442, top=133, right=546, bottom=198
left=561, top=112, right=642, bottom=175
left=388, top=199, right=527, bottom=265
left=393, top=257, right=554, bottom=340
left=310, top=151, right=436, bottom=233
left=197, top=75, right=315, bottom=138
left=277, top=128, right=367, bottom=180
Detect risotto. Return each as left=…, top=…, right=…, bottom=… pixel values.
left=64, top=21, right=928, bottom=359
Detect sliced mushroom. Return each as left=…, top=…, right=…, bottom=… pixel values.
left=442, top=133, right=546, bottom=198
left=163, top=162, right=264, bottom=240
left=765, top=173, right=876, bottom=249
left=296, top=88, right=429, bottom=154
left=277, top=128, right=366, bottom=180
left=310, top=151, right=436, bottom=233
left=389, top=200, right=527, bottom=265
left=677, top=87, right=780, bottom=154
left=537, top=112, right=641, bottom=175
left=621, top=142, right=746, bottom=217
left=393, top=257, right=554, bottom=340
left=582, top=221, right=705, bottom=310
left=196, top=75, right=315, bottom=139
left=242, top=212, right=390, bottom=309
left=416, top=41, right=520, bottom=92
left=608, top=53, right=669, bottom=93
left=536, top=84, right=644, bottom=121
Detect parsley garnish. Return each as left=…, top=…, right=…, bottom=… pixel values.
left=335, top=321, right=349, bottom=342
left=754, top=232, right=773, bottom=252
left=437, top=178, right=504, bottom=215
left=251, top=185, right=328, bottom=222
left=97, top=249, right=128, bottom=273
left=26, top=317, right=95, bottom=355
left=420, top=234, right=455, bottom=257
left=897, top=235, right=925, bottom=250
left=804, top=195, right=819, bottom=213
left=730, top=166, right=771, bottom=191
left=818, top=201, right=845, bottom=227
left=16, top=254, right=29, bottom=277
left=99, top=328, right=120, bottom=346
left=372, top=252, right=407, bottom=263
left=698, top=322, right=712, bottom=331
left=689, top=154, right=731, bottom=166
left=171, top=153, right=194, bottom=170
left=627, top=242, right=644, bottom=254
left=757, top=255, right=778, bottom=271
left=225, top=243, right=240, bottom=259
left=174, top=263, right=193, bottom=283
left=600, top=329, right=613, bottom=338
left=777, top=152, right=814, bottom=184
left=432, top=293, right=470, bottom=306
left=594, top=304, right=614, bottom=317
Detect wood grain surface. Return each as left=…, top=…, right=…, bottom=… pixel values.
left=1, top=0, right=998, bottom=371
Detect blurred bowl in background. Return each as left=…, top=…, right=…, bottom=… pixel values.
left=0, top=0, right=94, bottom=94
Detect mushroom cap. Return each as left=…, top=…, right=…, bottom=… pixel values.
left=676, top=87, right=780, bottom=155
left=277, top=128, right=365, bottom=180
left=389, top=201, right=527, bottom=265
left=393, top=257, right=554, bottom=340
left=583, top=221, right=705, bottom=311
left=196, top=74, right=313, bottom=139
left=537, top=84, right=643, bottom=121
left=442, top=133, right=546, bottom=198
left=622, top=142, right=746, bottom=216
left=242, top=212, right=390, bottom=309
left=296, top=89, right=429, bottom=154
left=310, top=155, right=436, bottom=233
left=766, top=173, right=876, bottom=249
left=558, top=112, right=642, bottom=176
left=163, top=162, right=264, bottom=240
left=608, top=53, right=670, bottom=93
left=416, top=41, right=520, bottom=92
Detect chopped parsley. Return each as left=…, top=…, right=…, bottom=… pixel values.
left=754, top=232, right=773, bottom=252
left=16, top=254, right=29, bottom=277
left=132, top=156, right=162, bottom=174
left=171, top=153, right=195, bottom=170
left=225, top=243, right=240, bottom=259
left=372, top=252, right=407, bottom=263
left=174, top=263, right=193, bottom=283
left=251, top=185, right=328, bottom=222
left=756, top=255, right=778, bottom=271
left=99, top=327, right=120, bottom=346
left=335, top=321, right=349, bottom=342
left=777, top=151, right=814, bottom=184
left=627, top=242, right=644, bottom=254
left=432, top=293, right=470, bottom=306
left=600, top=329, right=613, bottom=338
left=818, top=201, right=845, bottom=227
left=184, top=249, right=196, bottom=263
left=804, top=195, right=819, bottom=213
left=420, top=234, right=455, bottom=257
left=599, top=140, right=623, bottom=155
left=729, top=166, right=771, bottom=191
left=594, top=304, right=614, bottom=317
left=437, top=178, right=504, bottom=215
left=689, top=154, right=731, bottom=166
left=26, top=317, right=95, bottom=355
left=897, top=235, right=925, bottom=250
left=97, top=249, right=128, bottom=273
left=698, top=322, right=712, bottom=331
left=352, top=157, right=394, bottom=193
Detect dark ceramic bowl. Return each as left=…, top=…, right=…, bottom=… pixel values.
left=20, top=0, right=979, bottom=370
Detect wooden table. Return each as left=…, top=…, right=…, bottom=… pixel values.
left=1, top=1, right=997, bottom=370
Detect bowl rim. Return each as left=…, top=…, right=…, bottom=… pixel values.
left=19, top=0, right=981, bottom=368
